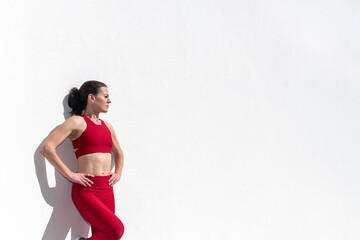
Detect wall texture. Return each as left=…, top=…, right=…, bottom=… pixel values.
left=1, top=0, right=359, bottom=239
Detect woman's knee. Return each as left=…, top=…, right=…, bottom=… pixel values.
left=108, top=219, right=124, bottom=239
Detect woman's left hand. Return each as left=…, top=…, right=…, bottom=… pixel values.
left=108, top=172, right=121, bottom=186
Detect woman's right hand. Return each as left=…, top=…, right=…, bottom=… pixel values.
left=68, top=172, right=94, bottom=187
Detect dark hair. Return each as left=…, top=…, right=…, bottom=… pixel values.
left=68, top=80, right=107, bottom=115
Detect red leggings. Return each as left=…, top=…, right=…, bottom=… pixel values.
left=72, top=175, right=124, bottom=240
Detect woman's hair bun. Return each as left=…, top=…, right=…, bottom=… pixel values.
left=68, top=87, right=83, bottom=115
left=71, top=87, right=80, bottom=98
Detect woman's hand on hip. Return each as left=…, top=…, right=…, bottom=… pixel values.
left=108, top=172, right=121, bottom=187
left=68, top=172, right=94, bottom=187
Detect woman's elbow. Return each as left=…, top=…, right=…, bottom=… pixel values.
left=40, top=143, right=47, bottom=156
left=40, top=142, right=53, bottom=157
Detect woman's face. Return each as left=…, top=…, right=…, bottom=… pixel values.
left=93, top=86, right=111, bottom=113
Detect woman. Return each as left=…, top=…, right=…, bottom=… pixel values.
left=40, top=80, right=125, bottom=240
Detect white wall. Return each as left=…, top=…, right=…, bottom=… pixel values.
left=1, top=0, right=359, bottom=239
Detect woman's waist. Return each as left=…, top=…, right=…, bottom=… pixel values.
left=75, top=174, right=112, bottom=187
left=77, top=156, right=112, bottom=176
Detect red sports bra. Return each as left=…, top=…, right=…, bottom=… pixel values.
left=71, top=115, right=113, bottom=158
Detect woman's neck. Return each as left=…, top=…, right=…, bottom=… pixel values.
left=83, top=111, right=100, bottom=120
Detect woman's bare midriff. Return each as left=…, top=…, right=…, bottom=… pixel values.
left=77, top=152, right=112, bottom=176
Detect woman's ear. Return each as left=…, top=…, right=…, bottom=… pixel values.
left=88, top=94, right=96, bottom=103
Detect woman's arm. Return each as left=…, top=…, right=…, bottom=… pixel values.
left=40, top=116, right=94, bottom=187
left=105, top=122, right=124, bottom=186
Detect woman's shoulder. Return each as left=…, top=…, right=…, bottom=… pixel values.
left=63, top=115, right=85, bottom=128
left=102, top=120, right=115, bottom=132
left=67, top=115, right=84, bottom=122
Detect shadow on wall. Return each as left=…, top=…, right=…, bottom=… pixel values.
left=34, top=95, right=90, bottom=240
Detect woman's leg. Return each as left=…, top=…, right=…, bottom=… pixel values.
left=72, top=183, right=124, bottom=240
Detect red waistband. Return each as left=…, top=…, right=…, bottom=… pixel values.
left=87, top=175, right=112, bottom=187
